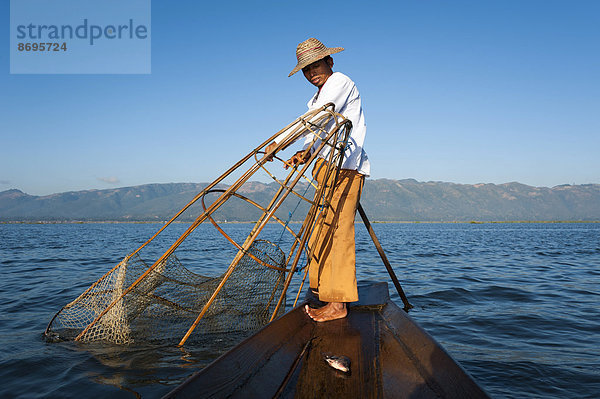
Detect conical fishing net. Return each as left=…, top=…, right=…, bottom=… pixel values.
left=46, top=240, right=286, bottom=344
left=45, top=104, right=356, bottom=345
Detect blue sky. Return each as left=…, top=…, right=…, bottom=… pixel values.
left=1, top=0, right=599, bottom=196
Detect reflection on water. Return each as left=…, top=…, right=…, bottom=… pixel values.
left=52, top=330, right=254, bottom=397
left=100, top=335, right=244, bottom=396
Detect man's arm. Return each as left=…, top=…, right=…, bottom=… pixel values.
left=265, top=142, right=310, bottom=169
left=264, top=141, right=278, bottom=161
left=285, top=149, right=310, bottom=169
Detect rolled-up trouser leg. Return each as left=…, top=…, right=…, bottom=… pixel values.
left=308, top=159, right=364, bottom=303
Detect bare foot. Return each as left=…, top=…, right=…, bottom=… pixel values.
left=305, top=302, right=347, bottom=322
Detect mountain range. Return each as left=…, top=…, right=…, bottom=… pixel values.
left=1, top=180, right=599, bottom=222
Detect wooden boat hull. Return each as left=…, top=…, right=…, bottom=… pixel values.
left=164, top=282, right=489, bottom=398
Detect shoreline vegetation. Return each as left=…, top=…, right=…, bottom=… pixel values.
left=2, top=220, right=599, bottom=225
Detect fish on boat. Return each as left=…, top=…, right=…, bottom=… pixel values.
left=323, top=353, right=351, bottom=374
left=163, top=281, right=490, bottom=398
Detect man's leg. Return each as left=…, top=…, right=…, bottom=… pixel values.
left=308, top=158, right=333, bottom=294
left=306, top=169, right=364, bottom=321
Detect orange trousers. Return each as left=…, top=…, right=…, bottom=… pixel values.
left=308, top=159, right=365, bottom=303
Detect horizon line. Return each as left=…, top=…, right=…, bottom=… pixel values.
left=3, top=178, right=600, bottom=197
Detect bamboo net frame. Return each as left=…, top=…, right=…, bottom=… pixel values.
left=44, top=103, right=355, bottom=346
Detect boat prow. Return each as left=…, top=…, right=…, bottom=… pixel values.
left=164, top=282, right=489, bottom=398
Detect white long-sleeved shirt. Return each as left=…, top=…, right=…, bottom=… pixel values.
left=303, top=72, right=370, bottom=176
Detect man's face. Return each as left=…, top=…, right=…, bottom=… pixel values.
left=302, top=57, right=333, bottom=88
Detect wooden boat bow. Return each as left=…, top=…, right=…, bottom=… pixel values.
left=163, top=282, right=489, bottom=398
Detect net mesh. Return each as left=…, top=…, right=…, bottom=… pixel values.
left=44, top=105, right=354, bottom=346
left=46, top=240, right=286, bottom=344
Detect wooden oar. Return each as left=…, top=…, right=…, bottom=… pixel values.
left=357, top=203, right=413, bottom=312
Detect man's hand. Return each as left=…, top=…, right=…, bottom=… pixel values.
left=264, top=141, right=278, bottom=162
left=285, top=150, right=310, bottom=169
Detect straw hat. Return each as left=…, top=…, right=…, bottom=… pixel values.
left=288, top=38, right=344, bottom=77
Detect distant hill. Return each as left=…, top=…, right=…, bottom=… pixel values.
left=1, top=180, right=599, bottom=222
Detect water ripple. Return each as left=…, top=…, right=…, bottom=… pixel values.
left=1, top=222, right=599, bottom=398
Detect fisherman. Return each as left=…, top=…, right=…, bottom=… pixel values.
left=266, top=38, right=369, bottom=322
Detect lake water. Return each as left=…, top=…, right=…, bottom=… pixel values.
left=0, top=222, right=598, bottom=398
